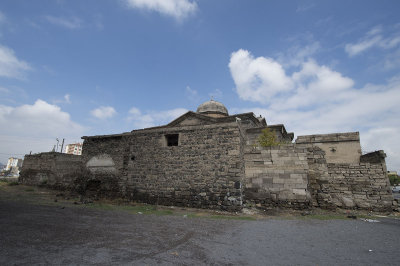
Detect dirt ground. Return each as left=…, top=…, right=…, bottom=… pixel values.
left=1, top=181, right=399, bottom=265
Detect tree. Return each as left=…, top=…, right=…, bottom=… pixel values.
left=257, top=128, right=280, bottom=147
left=388, top=174, right=400, bottom=186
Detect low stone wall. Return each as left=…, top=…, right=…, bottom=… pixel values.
left=244, top=144, right=311, bottom=209
left=323, top=151, right=393, bottom=211
left=245, top=145, right=394, bottom=211
left=19, top=152, right=82, bottom=189
left=306, top=148, right=393, bottom=211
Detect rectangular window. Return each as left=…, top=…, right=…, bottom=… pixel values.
left=165, top=134, right=179, bottom=146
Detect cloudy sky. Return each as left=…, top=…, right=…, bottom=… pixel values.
left=0, top=0, right=399, bottom=171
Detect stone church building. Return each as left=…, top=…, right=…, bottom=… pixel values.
left=20, top=100, right=395, bottom=211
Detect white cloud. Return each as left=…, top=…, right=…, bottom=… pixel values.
left=0, top=100, right=83, bottom=135
left=278, top=41, right=320, bottom=67
left=345, top=35, right=382, bottom=56
left=90, top=106, right=117, bottom=119
left=123, top=0, right=198, bottom=21
left=0, top=100, right=85, bottom=163
left=282, top=59, right=354, bottom=109
left=382, top=48, right=400, bottom=70
left=362, top=127, right=400, bottom=169
left=229, top=48, right=400, bottom=171
left=0, top=44, right=31, bottom=79
left=128, top=107, right=141, bottom=116
left=128, top=106, right=187, bottom=129
left=229, top=49, right=353, bottom=107
left=53, top=94, right=71, bottom=104
left=45, top=15, right=82, bottom=29
left=229, top=49, right=293, bottom=104
left=345, top=25, right=400, bottom=56
left=185, top=86, right=198, bottom=102
left=64, top=94, right=71, bottom=104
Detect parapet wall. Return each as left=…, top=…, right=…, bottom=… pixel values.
left=19, top=152, right=82, bottom=189
left=296, top=132, right=360, bottom=143
left=296, top=132, right=362, bottom=164
left=360, top=150, right=387, bottom=163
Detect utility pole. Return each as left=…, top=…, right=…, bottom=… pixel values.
left=56, top=138, right=59, bottom=152
left=60, top=138, right=65, bottom=153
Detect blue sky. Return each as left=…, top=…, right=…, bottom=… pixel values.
left=0, top=0, right=399, bottom=171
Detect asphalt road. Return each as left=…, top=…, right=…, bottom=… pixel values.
left=393, top=192, right=400, bottom=200
left=0, top=200, right=399, bottom=266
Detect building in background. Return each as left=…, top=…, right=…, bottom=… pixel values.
left=5, top=157, right=23, bottom=171
left=3, top=157, right=23, bottom=177
left=65, top=143, right=83, bottom=155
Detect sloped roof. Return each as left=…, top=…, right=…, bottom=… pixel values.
left=166, top=111, right=265, bottom=128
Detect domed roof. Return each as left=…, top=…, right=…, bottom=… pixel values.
left=196, top=99, right=228, bottom=117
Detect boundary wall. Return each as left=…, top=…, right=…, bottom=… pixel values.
left=19, top=140, right=395, bottom=212
left=19, top=152, right=82, bottom=189
left=243, top=145, right=394, bottom=211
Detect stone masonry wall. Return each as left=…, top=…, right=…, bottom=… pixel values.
left=244, top=144, right=311, bottom=209
left=305, top=146, right=334, bottom=209
left=20, top=130, right=394, bottom=212
left=82, top=122, right=244, bottom=211
left=324, top=153, right=393, bottom=211
left=244, top=144, right=393, bottom=212
left=306, top=148, right=393, bottom=211
left=81, top=134, right=130, bottom=198
left=19, top=152, right=82, bottom=189
left=126, top=123, right=244, bottom=211
left=296, top=132, right=362, bottom=164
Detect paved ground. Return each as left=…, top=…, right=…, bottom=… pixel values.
left=0, top=199, right=399, bottom=266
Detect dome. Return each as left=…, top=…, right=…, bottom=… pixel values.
left=196, top=99, right=228, bottom=117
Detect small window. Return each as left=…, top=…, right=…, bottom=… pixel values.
left=165, top=134, right=179, bottom=146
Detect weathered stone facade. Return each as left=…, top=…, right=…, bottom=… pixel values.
left=324, top=151, right=392, bottom=211
left=244, top=144, right=310, bottom=209
left=19, top=152, right=82, bottom=189
left=296, top=132, right=362, bottom=164
left=19, top=100, right=395, bottom=212
left=81, top=122, right=244, bottom=211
